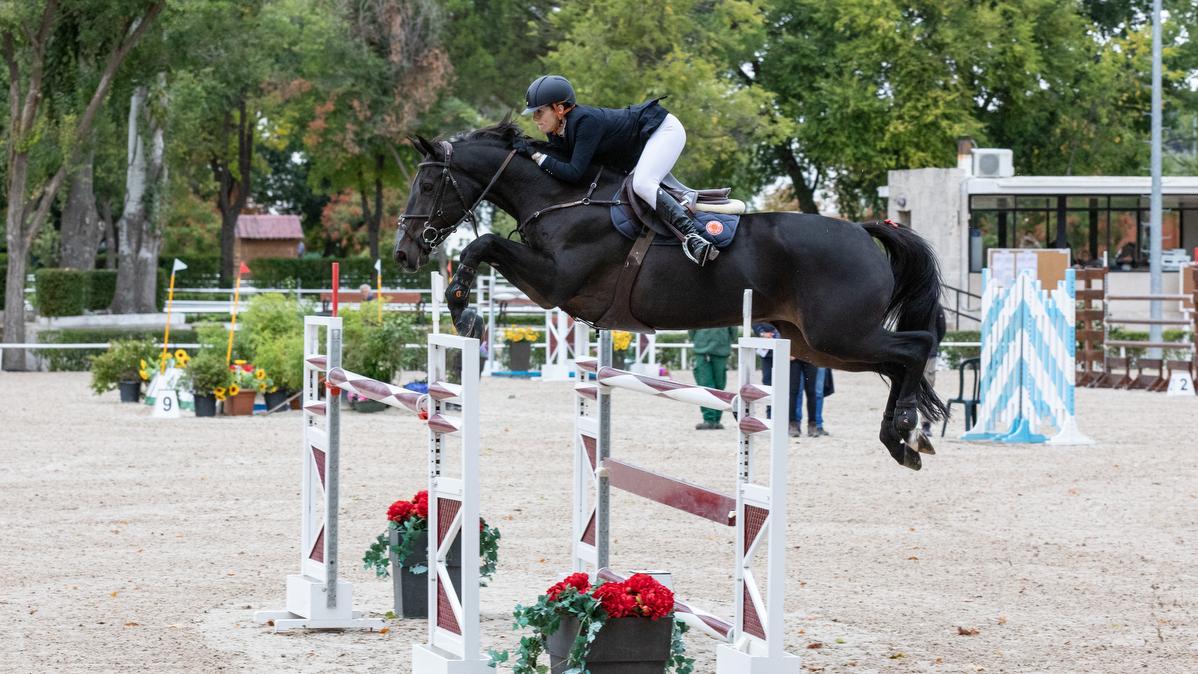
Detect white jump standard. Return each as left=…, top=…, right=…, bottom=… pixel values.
left=572, top=289, right=801, bottom=673
left=253, top=313, right=384, bottom=631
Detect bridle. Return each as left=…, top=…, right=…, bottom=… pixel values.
left=398, top=140, right=517, bottom=254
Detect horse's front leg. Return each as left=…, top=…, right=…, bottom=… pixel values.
left=444, top=234, right=559, bottom=338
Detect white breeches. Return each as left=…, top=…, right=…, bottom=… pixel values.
left=632, top=113, right=685, bottom=208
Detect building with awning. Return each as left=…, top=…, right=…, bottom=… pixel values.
left=881, top=142, right=1198, bottom=325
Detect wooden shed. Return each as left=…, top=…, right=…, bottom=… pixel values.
left=234, top=214, right=304, bottom=267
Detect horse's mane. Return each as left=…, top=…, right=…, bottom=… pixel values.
left=449, top=115, right=553, bottom=152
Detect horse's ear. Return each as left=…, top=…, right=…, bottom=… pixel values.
left=409, top=134, right=436, bottom=157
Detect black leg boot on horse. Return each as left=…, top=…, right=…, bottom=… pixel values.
left=655, top=189, right=718, bottom=266
left=445, top=263, right=484, bottom=339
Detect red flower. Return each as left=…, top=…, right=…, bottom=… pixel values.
left=242, top=363, right=254, bottom=372
left=546, top=572, right=592, bottom=601
left=624, top=573, right=674, bottom=619
left=592, top=581, right=637, bottom=618
left=387, top=499, right=415, bottom=523
left=412, top=490, right=429, bottom=519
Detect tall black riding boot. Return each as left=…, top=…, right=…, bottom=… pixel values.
left=654, top=189, right=718, bottom=266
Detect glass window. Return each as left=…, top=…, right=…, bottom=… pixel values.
left=1092, top=210, right=1112, bottom=265
left=971, top=210, right=1000, bottom=254
left=1111, top=210, right=1139, bottom=269
left=1064, top=211, right=1091, bottom=264
left=1016, top=196, right=1050, bottom=209
left=1110, top=196, right=1139, bottom=208
left=1068, top=196, right=1106, bottom=209
left=971, top=196, right=1001, bottom=209
left=1015, top=210, right=1049, bottom=248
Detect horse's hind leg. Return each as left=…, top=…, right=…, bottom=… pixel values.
left=877, top=367, right=923, bottom=470
left=806, top=325, right=940, bottom=468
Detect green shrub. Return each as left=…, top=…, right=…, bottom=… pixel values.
left=86, top=270, right=118, bottom=311
left=240, top=293, right=309, bottom=355
left=35, top=269, right=89, bottom=317
left=253, top=333, right=305, bottom=392
left=340, top=307, right=421, bottom=382
left=180, top=347, right=232, bottom=395
left=36, top=328, right=199, bottom=372
left=89, top=338, right=157, bottom=394
left=247, top=256, right=442, bottom=289
left=940, top=330, right=981, bottom=367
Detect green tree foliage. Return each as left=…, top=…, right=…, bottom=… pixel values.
left=541, top=0, right=793, bottom=195
left=750, top=0, right=1196, bottom=218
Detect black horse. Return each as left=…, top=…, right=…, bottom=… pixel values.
left=394, top=122, right=947, bottom=469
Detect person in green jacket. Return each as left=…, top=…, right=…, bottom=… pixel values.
left=688, top=326, right=739, bottom=429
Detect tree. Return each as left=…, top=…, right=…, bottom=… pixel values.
left=2, top=0, right=165, bottom=370
left=541, top=0, right=791, bottom=196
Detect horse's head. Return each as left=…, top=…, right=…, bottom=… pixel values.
left=394, top=135, right=472, bottom=270
left=394, top=123, right=526, bottom=271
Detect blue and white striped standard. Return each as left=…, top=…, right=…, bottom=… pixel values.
left=962, top=268, right=1092, bottom=445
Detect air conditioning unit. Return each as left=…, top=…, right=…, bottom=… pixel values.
left=972, top=149, right=1014, bottom=178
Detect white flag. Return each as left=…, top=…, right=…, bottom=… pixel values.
left=172, top=258, right=188, bottom=273
left=374, top=258, right=382, bottom=274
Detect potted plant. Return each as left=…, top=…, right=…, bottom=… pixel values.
left=496, top=572, right=692, bottom=674
left=502, top=326, right=539, bottom=371
left=179, top=349, right=232, bottom=417
left=253, top=333, right=304, bottom=411
left=611, top=330, right=634, bottom=370
left=340, top=308, right=420, bottom=407
left=224, top=360, right=258, bottom=415
left=362, top=490, right=500, bottom=619
left=89, top=338, right=157, bottom=403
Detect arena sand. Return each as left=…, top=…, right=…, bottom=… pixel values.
left=2, top=370, right=1196, bottom=673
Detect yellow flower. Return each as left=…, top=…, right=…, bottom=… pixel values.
left=140, top=359, right=148, bottom=369
left=229, top=384, right=241, bottom=397
left=257, top=382, right=267, bottom=392
left=612, top=331, right=633, bottom=352
left=214, top=387, right=226, bottom=396
left=138, top=369, right=150, bottom=381
left=175, top=349, right=188, bottom=361
left=268, top=386, right=279, bottom=393
left=234, top=359, right=247, bottom=366
left=255, top=368, right=266, bottom=380
left=214, top=390, right=227, bottom=401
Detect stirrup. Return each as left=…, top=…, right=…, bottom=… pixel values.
left=682, top=233, right=718, bottom=266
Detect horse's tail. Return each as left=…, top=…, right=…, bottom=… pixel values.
left=862, top=220, right=949, bottom=422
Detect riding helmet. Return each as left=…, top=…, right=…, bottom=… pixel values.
left=523, top=75, right=575, bottom=114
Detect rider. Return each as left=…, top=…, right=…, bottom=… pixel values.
left=515, top=75, right=718, bottom=266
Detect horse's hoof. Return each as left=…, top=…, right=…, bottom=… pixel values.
left=909, top=429, right=936, bottom=455
left=893, top=406, right=918, bottom=433
left=884, top=442, right=922, bottom=470
left=881, top=421, right=922, bottom=471
left=454, top=307, right=484, bottom=340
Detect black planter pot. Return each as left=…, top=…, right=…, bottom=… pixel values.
left=194, top=394, right=217, bottom=417
left=507, top=340, right=532, bottom=371
left=351, top=398, right=389, bottom=413
left=263, top=389, right=291, bottom=412
left=391, top=529, right=462, bottom=619
left=546, top=615, right=673, bottom=673
left=612, top=352, right=628, bottom=370
left=117, top=380, right=141, bottom=403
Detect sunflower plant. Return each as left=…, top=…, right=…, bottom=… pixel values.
left=611, top=330, right=634, bottom=352
left=179, top=348, right=232, bottom=397
left=88, top=338, right=158, bottom=394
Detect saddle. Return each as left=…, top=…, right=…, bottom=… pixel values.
left=614, top=173, right=743, bottom=247
left=595, top=174, right=746, bottom=333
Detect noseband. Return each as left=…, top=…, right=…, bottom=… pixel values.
left=398, top=140, right=517, bottom=253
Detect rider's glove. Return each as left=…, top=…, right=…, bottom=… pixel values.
left=512, top=138, right=535, bottom=159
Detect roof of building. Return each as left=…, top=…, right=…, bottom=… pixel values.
left=236, top=214, right=303, bottom=240
left=965, top=175, right=1198, bottom=196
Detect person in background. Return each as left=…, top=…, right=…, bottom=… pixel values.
left=358, top=283, right=377, bottom=301
left=794, top=361, right=830, bottom=437
left=689, top=326, right=739, bottom=429
left=752, top=323, right=805, bottom=437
